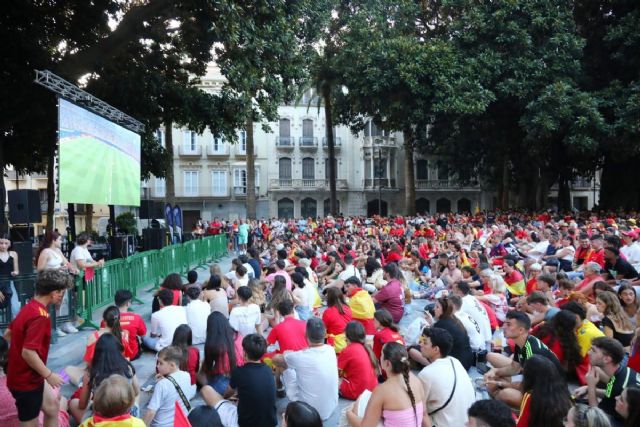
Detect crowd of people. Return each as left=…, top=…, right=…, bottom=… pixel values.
left=2, top=210, right=640, bottom=427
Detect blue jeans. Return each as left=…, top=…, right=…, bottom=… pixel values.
left=208, top=374, right=230, bottom=395
left=10, top=281, right=20, bottom=320
left=142, top=336, right=159, bottom=351
left=295, top=305, right=311, bottom=321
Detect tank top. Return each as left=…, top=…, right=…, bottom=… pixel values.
left=44, top=249, right=64, bottom=269
left=0, top=254, right=13, bottom=277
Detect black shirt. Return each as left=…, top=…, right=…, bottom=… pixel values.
left=599, top=365, right=640, bottom=421
left=230, top=362, right=277, bottom=427
left=434, top=318, right=474, bottom=370
left=248, top=258, right=262, bottom=279
left=514, top=335, right=563, bottom=375
left=605, top=257, right=638, bottom=280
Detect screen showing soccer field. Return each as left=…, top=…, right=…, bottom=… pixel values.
left=58, top=98, right=141, bottom=206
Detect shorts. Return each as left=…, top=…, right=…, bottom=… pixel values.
left=10, top=385, right=44, bottom=422
left=208, top=374, right=230, bottom=395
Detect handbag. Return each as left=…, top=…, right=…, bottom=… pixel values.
left=428, top=358, right=457, bottom=417
left=165, top=375, right=192, bottom=412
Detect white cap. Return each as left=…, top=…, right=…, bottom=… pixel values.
left=530, top=263, right=542, bottom=271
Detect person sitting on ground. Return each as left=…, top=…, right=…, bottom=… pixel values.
left=573, top=337, right=640, bottom=424
left=564, top=404, right=612, bottom=427
left=83, top=305, right=133, bottom=364
left=70, top=334, right=140, bottom=423
left=184, top=286, right=209, bottom=345
left=186, top=269, right=199, bottom=288
left=346, top=341, right=427, bottom=427
left=283, top=401, right=323, bottom=427
left=104, top=290, right=146, bottom=361
left=344, top=276, right=377, bottom=335
left=372, top=309, right=405, bottom=363
left=466, top=399, right=516, bottom=427
left=229, top=286, right=262, bottom=337
left=373, top=263, right=405, bottom=324
left=417, top=327, right=475, bottom=427
left=595, top=290, right=635, bottom=351
left=533, top=309, right=591, bottom=385
left=201, top=311, right=244, bottom=396
left=484, top=311, right=562, bottom=409
left=187, top=406, right=224, bottom=427
left=79, top=374, right=145, bottom=427
left=560, top=300, right=605, bottom=358
left=322, top=287, right=353, bottom=353
left=476, top=272, right=509, bottom=324
left=575, top=262, right=605, bottom=302
left=276, top=318, right=340, bottom=425
left=201, top=274, right=229, bottom=318
left=338, top=321, right=379, bottom=400
left=516, top=355, right=572, bottom=427
left=247, top=248, right=262, bottom=280
left=267, top=299, right=308, bottom=354
left=291, top=272, right=311, bottom=321
left=143, top=288, right=187, bottom=352
left=615, top=386, right=640, bottom=427
left=152, top=273, right=183, bottom=313
left=449, top=294, right=486, bottom=353
left=454, top=281, right=493, bottom=351
left=171, top=325, right=199, bottom=386
left=265, top=275, right=295, bottom=327
left=144, top=346, right=196, bottom=427
left=526, top=291, right=560, bottom=326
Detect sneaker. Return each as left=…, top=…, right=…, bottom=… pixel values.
left=61, top=322, right=79, bottom=334
left=56, top=328, right=67, bottom=337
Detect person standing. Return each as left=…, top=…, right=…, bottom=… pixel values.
left=238, top=219, right=250, bottom=255
left=418, top=327, right=475, bottom=427
left=0, top=235, right=20, bottom=319
left=5, top=269, right=73, bottom=426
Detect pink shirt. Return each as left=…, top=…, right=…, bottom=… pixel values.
left=266, top=270, right=292, bottom=291
left=0, top=376, right=70, bottom=427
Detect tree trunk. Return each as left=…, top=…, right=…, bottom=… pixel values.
left=403, top=127, right=416, bottom=216
left=322, top=83, right=338, bottom=215
left=85, top=204, right=93, bottom=232
left=245, top=115, right=256, bottom=219
left=46, top=152, right=55, bottom=231
left=0, top=136, right=7, bottom=235
left=164, top=120, right=175, bottom=205
left=500, top=160, right=510, bottom=209
left=557, top=172, right=572, bottom=212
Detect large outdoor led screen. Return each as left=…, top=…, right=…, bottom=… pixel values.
left=58, top=98, right=141, bottom=206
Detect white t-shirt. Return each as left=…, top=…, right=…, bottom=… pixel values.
left=454, top=310, right=485, bottom=351
left=292, top=286, right=309, bottom=309
left=185, top=299, right=210, bottom=345
left=461, top=295, right=492, bottom=344
left=338, top=264, right=361, bottom=282
left=147, top=370, right=196, bottom=427
left=304, top=279, right=316, bottom=310
left=150, top=305, right=188, bottom=351
left=70, top=245, right=94, bottom=270
left=228, top=304, right=261, bottom=337
left=243, top=262, right=256, bottom=279
left=283, top=345, right=338, bottom=420
left=418, top=357, right=475, bottom=427
left=621, top=242, right=640, bottom=266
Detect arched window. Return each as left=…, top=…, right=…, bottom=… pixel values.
left=416, top=198, right=430, bottom=214
left=278, top=198, right=294, bottom=219
left=436, top=198, right=451, bottom=213
left=458, top=198, right=471, bottom=213
left=301, top=198, right=317, bottom=218
left=279, top=158, right=292, bottom=180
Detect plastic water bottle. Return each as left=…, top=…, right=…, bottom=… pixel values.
left=492, top=328, right=505, bottom=353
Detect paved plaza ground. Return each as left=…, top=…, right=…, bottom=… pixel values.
left=47, top=252, right=485, bottom=425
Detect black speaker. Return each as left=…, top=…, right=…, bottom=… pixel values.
left=143, top=228, right=165, bottom=251
left=8, top=190, right=41, bottom=224
left=10, top=225, right=34, bottom=242
left=11, top=241, right=34, bottom=275
left=139, top=201, right=163, bottom=219
left=111, top=235, right=132, bottom=259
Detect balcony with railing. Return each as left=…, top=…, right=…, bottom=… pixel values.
left=269, top=178, right=348, bottom=190
left=363, top=135, right=396, bottom=147
left=571, top=178, right=594, bottom=189
left=322, top=137, right=342, bottom=150
left=232, top=186, right=260, bottom=198
left=178, top=145, right=202, bottom=158
left=276, top=136, right=295, bottom=150
left=206, top=144, right=230, bottom=158
left=299, top=136, right=318, bottom=150
left=234, top=145, right=257, bottom=158
left=415, top=179, right=481, bottom=190
left=363, top=178, right=397, bottom=188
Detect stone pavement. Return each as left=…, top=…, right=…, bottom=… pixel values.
left=47, top=253, right=484, bottom=425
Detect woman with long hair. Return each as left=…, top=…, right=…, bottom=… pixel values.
left=426, top=297, right=473, bottom=370
left=82, top=305, right=133, bottom=363
left=201, top=273, right=229, bottom=318
left=70, top=334, right=139, bottom=423
left=517, top=355, right=572, bottom=427
left=534, top=310, right=590, bottom=384
left=372, top=309, right=404, bottom=362
left=596, top=291, right=635, bottom=350
left=172, top=324, right=199, bottom=385
left=152, top=273, right=183, bottom=312
left=617, top=283, right=639, bottom=327
left=338, top=321, right=379, bottom=400
left=266, top=275, right=295, bottom=327
left=322, top=287, right=352, bottom=353
left=364, top=256, right=385, bottom=291
left=201, top=311, right=244, bottom=395
left=615, top=386, right=640, bottom=427
left=346, top=342, right=426, bottom=427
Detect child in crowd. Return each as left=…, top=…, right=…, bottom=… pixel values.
left=184, top=286, right=209, bottom=345
left=80, top=374, right=145, bottom=427
left=229, top=286, right=263, bottom=337
left=144, top=346, right=195, bottom=427
left=171, top=324, right=200, bottom=385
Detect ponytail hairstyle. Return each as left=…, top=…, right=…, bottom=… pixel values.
left=374, top=309, right=399, bottom=332
left=103, top=306, right=123, bottom=349
left=345, top=321, right=379, bottom=376
left=382, top=342, right=418, bottom=426
left=36, top=230, right=60, bottom=262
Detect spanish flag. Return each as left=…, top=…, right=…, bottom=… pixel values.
left=505, top=275, right=526, bottom=296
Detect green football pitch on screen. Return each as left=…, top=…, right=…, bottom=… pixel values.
left=58, top=99, right=141, bottom=206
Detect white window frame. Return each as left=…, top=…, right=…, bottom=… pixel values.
left=155, top=129, right=165, bottom=148
left=183, top=130, right=197, bottom=152
left=155, top=178, right=166, bottom=197
left=211, top=170, right=228, bottom=196
left=233, top=168, right=260, bottom=193
left=183, top=171, right=198, bottom=196
left=212, top=136, right=226, bottom=154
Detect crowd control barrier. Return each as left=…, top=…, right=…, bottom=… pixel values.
left=0, top=235, right=227, bottom=333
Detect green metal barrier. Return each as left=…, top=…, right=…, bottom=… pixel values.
left=0, top=236, right=226, bottom=333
